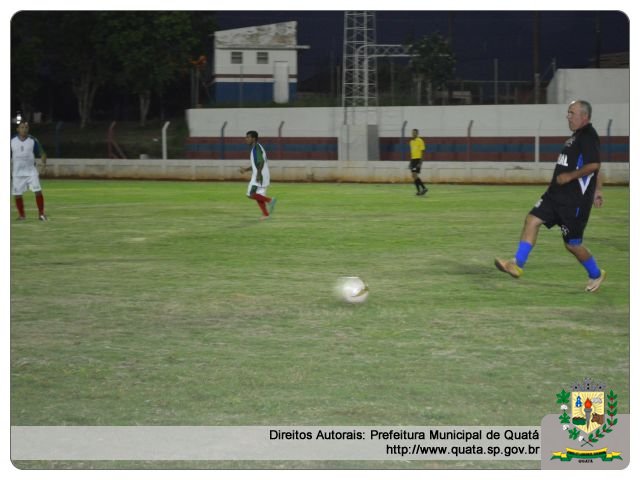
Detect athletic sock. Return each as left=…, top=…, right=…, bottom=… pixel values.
left=15, top=197, right=25, bottom=217
left=35, top=193, right=45, bottom=215
left=581, top=256, right=601, bottom=279
left=253, top=193, right=272, bottom=204
left=414, top=179, right=421, bottom=191
left=256, top=200, right=269, bottom=217
left=514, top=241, right=533, bottom=268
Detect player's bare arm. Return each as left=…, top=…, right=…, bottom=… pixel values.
left=594, top=171, right=604, bottom=207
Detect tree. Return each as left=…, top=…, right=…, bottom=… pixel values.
left=10, top=12, right=218, bottom=125
left=103, top=12, right=199, bottom=126
left=408, top=33, right=456, bottom=105
left=11, top=12, right=47, bottom=119
left=43, top=12, right=117, bottom=128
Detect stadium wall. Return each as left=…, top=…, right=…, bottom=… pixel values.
left=44, top=158, right=629, bottom=184
left=43, top=104, right=629, bottom=184
left=186, top=104, right=629, bottom=138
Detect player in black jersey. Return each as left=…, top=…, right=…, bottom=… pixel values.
left=495, top=100, right=606, bottom=292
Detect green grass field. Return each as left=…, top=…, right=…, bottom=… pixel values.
left=10, top=180, right=629, bottom=469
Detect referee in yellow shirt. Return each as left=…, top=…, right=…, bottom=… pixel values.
left=409, top=129, right=428, bottom=195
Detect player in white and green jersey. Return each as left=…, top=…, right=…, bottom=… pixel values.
left=10, top=120, right=48, bottom=221
left=239, top=130, right=276, bottom=220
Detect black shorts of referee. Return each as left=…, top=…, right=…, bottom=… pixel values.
left=409, top=159, right=423, bottom=173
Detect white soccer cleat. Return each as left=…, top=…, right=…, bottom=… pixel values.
left=494, top=257, right=523, bottom=279
left=585, top=270, right=606, bottom=292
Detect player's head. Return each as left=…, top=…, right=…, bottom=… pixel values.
left=16, top=120, right=29, bottom=138
left=411, top=129, right=419, bottom=138
left=567, top=100, right=592, bottom=132
left=245, top=130, right=258, bottom=145
left=573, top=100, right=592, bottom=119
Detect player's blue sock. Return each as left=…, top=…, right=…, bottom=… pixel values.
left=514, top=241, right=533, bottom=268
left=581, top=256, right=601, bottom=279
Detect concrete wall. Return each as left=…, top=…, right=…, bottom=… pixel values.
left=187, top=103, right=629, bottom=139
left=43, top=158, right=629, bottom=185
left=185, top=104, right=629, bottom=166
left=546, top=69, right=630, bottom=104
left=42, top=103, right=629, bottom=184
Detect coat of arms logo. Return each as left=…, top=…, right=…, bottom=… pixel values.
left=552, top=377, right=622, bottom=462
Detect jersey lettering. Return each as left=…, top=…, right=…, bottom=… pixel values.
left=556, top=154, right=568, bottom=167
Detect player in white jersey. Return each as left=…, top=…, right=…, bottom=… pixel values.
left=11, top=120, right=48, bottom=221
left=239, top=130, right=276, bottom=220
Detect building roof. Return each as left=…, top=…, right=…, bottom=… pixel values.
left=214, top=21, right=309, bottom=50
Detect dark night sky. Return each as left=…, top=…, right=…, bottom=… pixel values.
left=213, top=10, right=629, bottom=82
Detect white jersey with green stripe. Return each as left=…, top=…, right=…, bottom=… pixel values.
left=250, top=142, right=270, bottom=188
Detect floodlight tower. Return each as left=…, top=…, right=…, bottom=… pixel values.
left=342, top=11, right=378, bottom=124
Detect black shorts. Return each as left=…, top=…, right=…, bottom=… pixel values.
left=409, top=159, right=422, bottom=173
left=529, top=192, right=593, bottom=245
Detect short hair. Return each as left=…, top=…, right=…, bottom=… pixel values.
left=246, top=130, right=259, bottom=140
left=573, top=100, right=592, bottom=119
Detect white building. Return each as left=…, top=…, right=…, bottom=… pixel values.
left=212, top=21, right=309, bottom=104
left=546, top=68, right=629, bottom=104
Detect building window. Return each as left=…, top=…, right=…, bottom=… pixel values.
left=257, top=52, right=269, bottom=64
left=231, top=51, right=243, bottom=64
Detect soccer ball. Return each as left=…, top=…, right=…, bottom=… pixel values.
left=335, top=276, right=369, bottom=304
